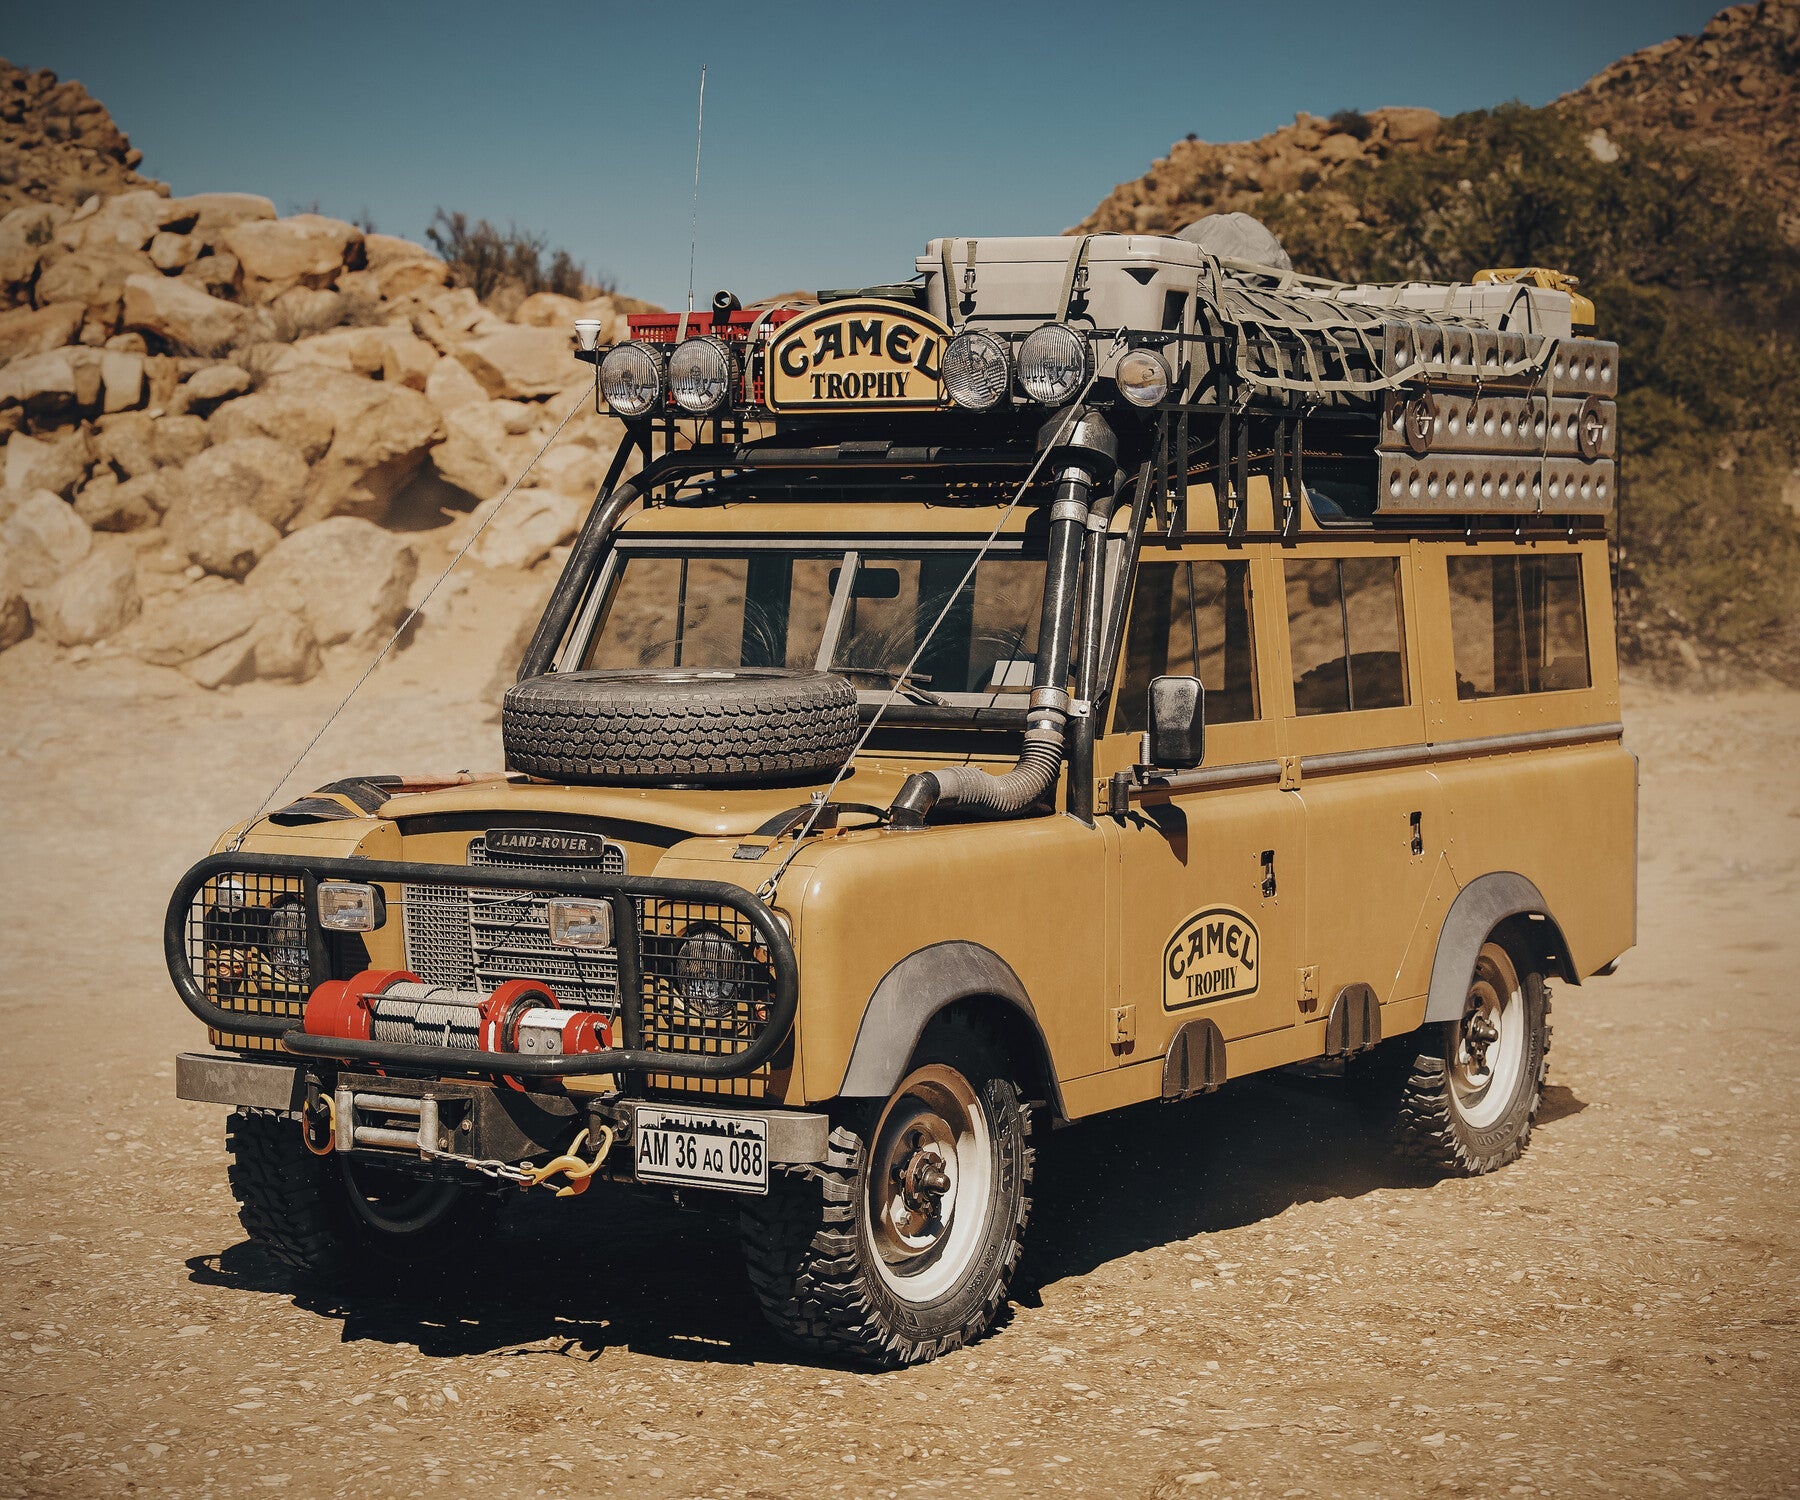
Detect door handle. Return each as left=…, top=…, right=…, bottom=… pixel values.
left=1409, top=811, right=1424, bottom=857
left=1260, top=849, right=1276, bottom=899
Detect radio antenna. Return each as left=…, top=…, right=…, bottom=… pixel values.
left=686, top=62, right=707, bottom=313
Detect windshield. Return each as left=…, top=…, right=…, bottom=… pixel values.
left=580, top=547, right=1047, bottom=700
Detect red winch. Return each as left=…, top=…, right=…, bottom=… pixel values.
left=304, top=969, right=612, bottom=1059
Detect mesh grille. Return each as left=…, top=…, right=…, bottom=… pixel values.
left=638, top=900, right=778, bottom=1063
left=185, top=870, right=311, bottom=1024
left=403, top=836, right=626, bottom=1013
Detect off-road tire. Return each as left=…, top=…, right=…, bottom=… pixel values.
left=737, top=1015, right=1034, bottom=1366
left=503, top=668, right=858, bottom=787
left=225, top=1110, right=497, bottom=1283
left=1351, top=942, right=1552, bottom=1176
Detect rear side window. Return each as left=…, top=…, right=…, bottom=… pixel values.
left=1285, top=557, right=1409, bottom=715
left=1114, top=559, right=1257, bottom=733
left=1447, top=554, right=1590, bottom=697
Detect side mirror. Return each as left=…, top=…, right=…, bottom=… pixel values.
left=1146, top=675, right=1206, bottom=770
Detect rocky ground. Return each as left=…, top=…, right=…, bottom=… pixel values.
left=0, top=628, right=1794, bottom=1496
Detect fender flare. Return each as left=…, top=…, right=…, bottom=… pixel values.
left=1424, top=872, right=1580, bottom=1025
left=837, top=941, right=1063, bottom=1116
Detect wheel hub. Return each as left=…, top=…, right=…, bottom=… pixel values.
left=1449, top=943, right=1529, bottom=1131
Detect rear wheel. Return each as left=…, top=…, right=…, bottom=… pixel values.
left=1353, top=938, right=1551, bottom=1175
left=738, top=1016, right=1033, bottom=1366
left=225, top=1110, right=498, bottom=1283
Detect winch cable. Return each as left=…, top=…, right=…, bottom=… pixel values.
left=755, top=335, right=1126, bottom=903
left=228, top=371, right=600, bottom=850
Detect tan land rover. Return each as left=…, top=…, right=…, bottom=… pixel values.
left=168, top=232, right=1636, bottom=1366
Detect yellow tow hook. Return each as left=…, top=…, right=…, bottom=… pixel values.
left=525, top=1125, right=615, bottom=1198
left=301, top=1092, right=337, bottom=1157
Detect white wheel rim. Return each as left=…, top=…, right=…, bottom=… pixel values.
left=864, top=1064, right=993, bottom=1303
left=1451, top=942, right=1527, bottom=1130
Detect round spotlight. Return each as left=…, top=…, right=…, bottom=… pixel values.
left=668, top=336, right=736, bottom=414
left=942, top=330, right=1012, bottom=410
left=598, top=342, right=664, bottom=417
left=1017, top=323, right=1090, bottom=406
left=1115, top=347, right=1172, bottom=407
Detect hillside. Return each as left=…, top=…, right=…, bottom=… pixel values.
left=0, top=56, right=645, bottom=687
left=1076, top=0, right=1800, bottom=682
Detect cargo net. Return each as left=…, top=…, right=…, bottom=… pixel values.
left=637, top=899, right=779, bottom=1064
left=1195, top=258, right=1556, bottom=402
left=185, top=870, right=312, bottom=1025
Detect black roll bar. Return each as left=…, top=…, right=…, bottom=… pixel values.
left=165, top=851, right=798, bottom=1080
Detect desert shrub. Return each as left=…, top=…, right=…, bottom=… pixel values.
left=1328, top=108, right=1371, bottom=141
left=426, top=209, right=613, bottom=302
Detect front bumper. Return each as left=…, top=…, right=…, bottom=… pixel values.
left=166, top=850, right=798, bottom=1081
left=176, top=1052, right=830, bottom=1165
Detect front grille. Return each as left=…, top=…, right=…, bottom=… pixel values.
left=402, top=836, right=626, bottom=1013
left=185, top=869, right=312, bottom=1028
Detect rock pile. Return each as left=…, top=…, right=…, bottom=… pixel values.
left=0, top=58, right=639, bottom=687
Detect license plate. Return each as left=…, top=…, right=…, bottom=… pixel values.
left=632, top=1105, right=768, bottom=1195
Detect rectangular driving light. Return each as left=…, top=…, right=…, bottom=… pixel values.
left=547, top=897, right=614, bottom=949
left=316, top=881, right=386, bottom=932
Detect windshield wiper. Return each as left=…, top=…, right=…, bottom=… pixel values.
left=834, top=667, right=948, bottom=706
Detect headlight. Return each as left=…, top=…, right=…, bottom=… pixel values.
left=675, top=924, right=745, bottom=1018
left=668, top=336, right=736, bottom=414
left=942, top=330, right=1012, bottom=410
left=1017, top=323, right=1090, bottom=405
left=598, top=342, right=664, bottom=417
left=1115, top=347, right=1172, bottom=407
left=266, top=900, right=310, bottom=983
left=317, top=880, right=386, bottom=933
left=548, top=897, right=614, bottom=949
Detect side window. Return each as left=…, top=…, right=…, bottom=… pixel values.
left=1447, top=554, right=1591, bottom=698
left=1113, top=559, right=1257, bottom=733
left=1285, top=557, right=1409, bottom=716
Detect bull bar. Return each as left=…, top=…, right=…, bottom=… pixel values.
left=164, top=850, right=798, bottom=1079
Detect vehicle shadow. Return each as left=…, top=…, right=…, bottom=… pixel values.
left=184, top=1070, right=1589, bottom=1362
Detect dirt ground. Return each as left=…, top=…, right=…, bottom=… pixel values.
left=0, top=601, right=1795, bottom=1499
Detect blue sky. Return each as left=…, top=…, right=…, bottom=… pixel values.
left=10, top=1, right=1720, bottom=308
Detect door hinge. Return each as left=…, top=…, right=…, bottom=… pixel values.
left=1109, top=1004, right=1137, bottom=1048
left=1299, top=966, right=1320, bottom=1011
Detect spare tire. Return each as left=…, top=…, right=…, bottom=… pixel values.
left=502, top=668, right=858, bottom=787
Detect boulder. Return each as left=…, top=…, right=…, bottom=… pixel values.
left=2, top=489, right=92, bottom=585
left=101, top=349, right=143, bottom=413
left=429, top=421, right=508, bottom=500
left=5, top=430, right=93, bottom=499
left=223, top=213, right=363, bottom=286
left=378, top=329, right=438, bottom=390
left=249, top=516, right=417, bottom=647
left=362, top=232, right=435, bottom=268
left=152, top=413, right=210, bottom=468
left=263, top=285, right=345, bottom=332
left=181, top=251, right=241, bottom=297
left=470, top=488, right=580, bottom=570
left=171, top=436, right=308, bottom=530
left=512, top=291, right=585, bottom=329
left=424, top=352, right=488, bottom=412
left=0, top=350, right=79, bottom=419
left=411, top=287, right=490, bottom=350
left=121, top=274, right=249, bottom=354
left=453, top=326, right=582, bottom=400
left=73, top=470, right=156, bottom=531
left=36, top=245, right=157, bottom=326
left=103, top=332, right=148, bottom=354
left=250, top=608, right=321, bottom=682
left=149, top=230, right=201, bottom=271
left=374, top=258, right=450, bottom=298
left=300, top=380, right=444, bottom=523
left=0, top=202, right=70, bottom=286
left=143, top=353, right=182, bottom=411
left=0, top=302, right=85, bottom=363
left=166, top=192, right=276, bottom=238
left=207, top=364, right=361, bottom=461
left=182, top=630, right=258, bottom=689
left=536, top=443, right=605, bottom=497
left=31, top=538, right=139, bottom=644
left=166, top=495, right=280, bottom=579
left=68, top=347, right=106, bottom=409
left=125, top=580, right=260, bottom=665
left=56, top=190, right=184, bottom=253
left=288, top=327, right=387, bottom=377
left=1369, top=106, right=1441, bottom=145
left=169, top=361, right=251, bottom=415
left=0, top=588, right=28, bottom=651
left=96, top=410, right=156, bottom=477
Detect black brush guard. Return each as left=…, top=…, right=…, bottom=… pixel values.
left=164, top=851, right=798, bottom=1079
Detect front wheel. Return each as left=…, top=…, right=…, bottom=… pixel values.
left=738, top=1016, right=1034, bottom=1366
